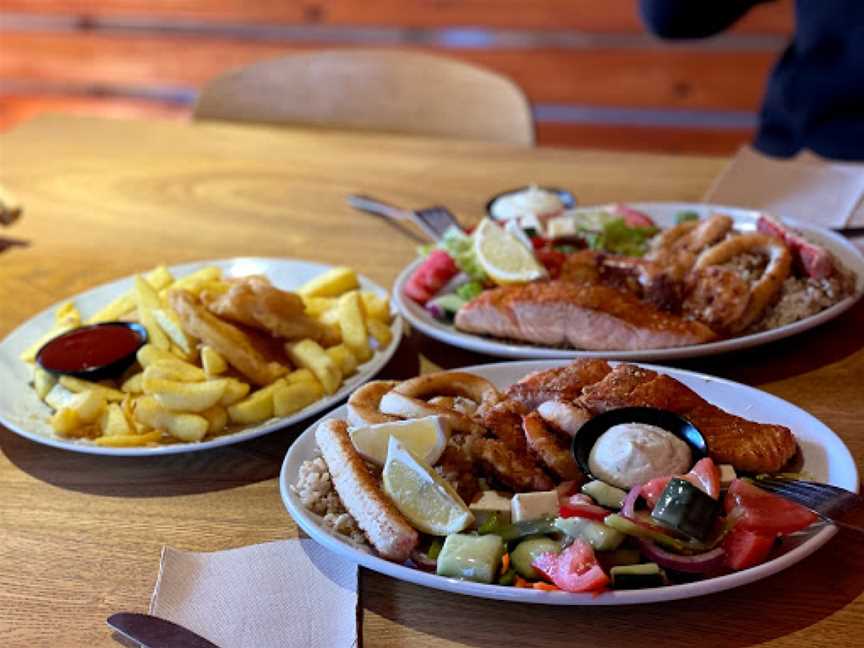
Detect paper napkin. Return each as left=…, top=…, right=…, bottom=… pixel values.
left=704, top=146, right=864, bottom=228
left=149, top=539, right=358, bottom=648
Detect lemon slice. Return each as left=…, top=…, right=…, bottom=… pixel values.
left=473, top=218, right=547, bottom=285
left=349, top=415, right=448, bottom=466
left=382, top=436, right=474, bottom=536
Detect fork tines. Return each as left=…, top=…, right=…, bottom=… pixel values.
left=414, top=207, right=462, bottom=240
left=755, top=476, right=859, bottom=516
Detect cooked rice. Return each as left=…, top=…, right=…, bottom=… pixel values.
left=753, top=274, right=852, bottom=331
left=293, top=456, right=368, bottom=546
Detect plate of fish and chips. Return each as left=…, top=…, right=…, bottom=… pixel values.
left=281, top=359, right=858, bottom=605
left=0, top=257, right=402, bottom=455
left=395, top=202, right=864, bottom=360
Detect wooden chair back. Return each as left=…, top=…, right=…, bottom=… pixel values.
left=193, top=49, right=535, bottom=145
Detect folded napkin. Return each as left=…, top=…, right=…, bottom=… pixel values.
left=704, top=146, right=864, bottom=228
left=150, top=539, right=358, bottom=648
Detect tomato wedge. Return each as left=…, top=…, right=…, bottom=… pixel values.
left=640, top=458, right=720, bottom=507
left=559, top=503, right=609, bottom=522
left=404, top=250, right=459, bottom=304
left=724, top=479, right=818, bottom=535
left=531, top=539, right=609, bottom=593
left=722, top=528, right=776, bottom=571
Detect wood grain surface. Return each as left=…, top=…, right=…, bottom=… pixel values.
left=0, top=0, right=794, bottom=32
left=0, top=116, right=862, bottom=648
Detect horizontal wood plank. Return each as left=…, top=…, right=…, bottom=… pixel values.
left=0, top=94, right=189, bottom=131
left=0, top=0, right=794, bottom=33
left=0, top=94, right=752, bottom=155
left=0, top=31, right=779, bottom=110
left=535, top=122, right=753, bottom=155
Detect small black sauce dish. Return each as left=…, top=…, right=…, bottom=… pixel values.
left=36, top=321, right=148, bottom=381
left=571, top=407, right=709, bottom=481
left=485, top=186, right=576, bottom=220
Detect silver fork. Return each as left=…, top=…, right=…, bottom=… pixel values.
left=347, top=194, right=462, bottom=241
left=754, top=476, right=864, bottom=533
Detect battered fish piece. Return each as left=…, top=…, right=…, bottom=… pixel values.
left=522, top=412, right=584, bottom=482
left=169, top=289, right=287, bottom=386
left=504, top=359, right=612, bottom=412
left=455, top=280, right=716, bottom=351
left=315, top=419, right=419, bottom=562
left=467, top=436, right=554, bottom=492
left=579, top=364, right=797, bottom=473
left=202, top=275, right=324, bottom=341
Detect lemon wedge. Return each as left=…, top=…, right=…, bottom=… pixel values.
left=382, top=436, right=474, bottom=536
left=349, top=415, right=449, bottom=466
left=473, top=218, right=547, bottom=285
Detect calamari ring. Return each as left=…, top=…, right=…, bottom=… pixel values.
left=695, top=232, right=792, bottom=332
left=378, top=391, right=485, bottom=436
left=536, top=400, right=591, bottom=438
left=347, top=380, right=399, bottom=427
left=391, top=371, right=501, bottom=405
left=648, top=214, right=734, bottom=277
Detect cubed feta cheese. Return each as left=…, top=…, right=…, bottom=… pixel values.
left=511, top=490, right=559, bottom=523
left=469, top=490, right=512, bottom=527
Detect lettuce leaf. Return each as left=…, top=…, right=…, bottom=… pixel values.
left=438, top=226, right=487, bottom=282
left=587, top=219, right=658, bottom=257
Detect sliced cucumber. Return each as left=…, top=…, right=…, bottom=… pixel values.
left=495, top=517, right=558, bottom=542
left=603, top=514, right=706, bottom=553
left=510, top=536, right=561, bottom=579
left=436, top=533, right=504, bottom=584
left=426, top=294, right=467, bottom=320
left=651, top=478, right=719, bottom=542
left=581, top=480, right=628, bottom=509
left=554, top=517, right=625, bottom=551
left=602, top=548, right=642, bottom=567
left=611, top=563, right=667, bottom=589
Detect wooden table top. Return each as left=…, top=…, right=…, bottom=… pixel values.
left=1, top=115, right=862, bottom=648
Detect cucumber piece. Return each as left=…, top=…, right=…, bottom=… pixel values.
left=602, top=548, right=642, bottom=567
left=553, top=517, right=625, bottom=551
left=603, top=514, right=706, bottom=553
left=436, top=533, right=504, bottom=584
left=498, top=567, right=517, bottom=586
left=651, top=478, right=719, bottom=542
left=581, top=480, right=627, bottom=509
left=510, top=536, right=561, bottom=579
left=426, top=294, right=467, bottom=320
left=611, top=563, right=667, bottom=589
left=495, top=517, right=558, bottom=542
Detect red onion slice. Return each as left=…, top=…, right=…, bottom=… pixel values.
left=638, top=539, right=725, bottom=574
left=622, top=485, right=642, bottom=519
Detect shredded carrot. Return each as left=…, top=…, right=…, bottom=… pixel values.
left=514, top=576, right=532, bottom=588
left=532, top=582, right=561, bottom=592
left=500, top=552, right=510, bottom=575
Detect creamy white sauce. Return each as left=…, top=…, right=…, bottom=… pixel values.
left=588, top=423, right=692, bottom=489
left=490, top=185, right=564, bottom=222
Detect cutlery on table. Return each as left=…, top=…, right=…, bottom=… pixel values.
left=754, top=476, right=864, bottom=533
left=107, top=612, right=220, bottom=648
left=347, top=194, right=462, bottom=241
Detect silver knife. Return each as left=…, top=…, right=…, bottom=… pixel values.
left=107, top=613, right=221, bottom=648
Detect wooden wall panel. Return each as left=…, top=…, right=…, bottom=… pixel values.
left=0, top=31, right=778, bottom=111
left=0, top=0, right=794, bottom=33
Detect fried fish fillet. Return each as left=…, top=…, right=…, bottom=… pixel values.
left=454, top=280, right=716, bottom=351
left=579, top=364, right=797, bottom=473
left=169, top=289, right=287, bottom=386
left=202, top=275, right=324, bottom=341
left=315, top=419, right=419, bottom=562
left=504, top=359, right=612, bottom=412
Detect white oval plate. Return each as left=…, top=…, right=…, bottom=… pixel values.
left=394, top=202, right=864, bottom=360
left=280, top=360, right=859, bottom=605
left=0, top=257, right=403, bottom=456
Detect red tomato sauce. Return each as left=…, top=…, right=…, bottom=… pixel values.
left=37, top=324, right=143, bottom=373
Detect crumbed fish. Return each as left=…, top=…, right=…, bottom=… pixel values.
left=579, top=364, right=797, bottom=473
